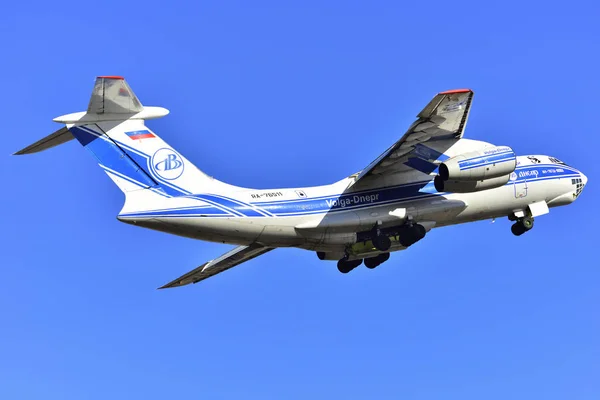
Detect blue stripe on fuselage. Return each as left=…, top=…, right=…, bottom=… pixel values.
left=458, top=150, right=516, bottom=171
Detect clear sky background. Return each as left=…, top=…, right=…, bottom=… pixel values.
left=1, top=1, right=599, bottom=399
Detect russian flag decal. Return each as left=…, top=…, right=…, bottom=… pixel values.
left=125, top=129, right=155, bottom=140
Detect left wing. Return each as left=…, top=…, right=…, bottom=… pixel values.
left=159, top=243, right=274, bottom=289
left=353, top=89, right=474, bottom=185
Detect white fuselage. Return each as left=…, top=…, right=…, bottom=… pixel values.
left=118, top=153, right=586, bottom=260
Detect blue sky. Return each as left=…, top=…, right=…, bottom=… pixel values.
left=1, top=1, right=599, bottom=399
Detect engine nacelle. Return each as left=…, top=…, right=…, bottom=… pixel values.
left=439, top=146, right=516, bottom=181
left=434, top=174, right=510, bottom=193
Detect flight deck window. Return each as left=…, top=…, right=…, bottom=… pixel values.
left=549, top=157, right=566, bottom=165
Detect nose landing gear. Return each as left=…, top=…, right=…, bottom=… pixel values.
left=511, top=216, right=534, bottom=236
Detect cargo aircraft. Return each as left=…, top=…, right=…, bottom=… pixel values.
left=15, top=77, right=587, bottom=288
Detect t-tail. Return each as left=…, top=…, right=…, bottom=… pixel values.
left=15, top=76, right=237, bottom=210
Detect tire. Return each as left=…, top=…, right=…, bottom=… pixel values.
left=373, top=235, right=391, bottom=251
left=364, top=257, right=380, bottom=269
left=337, top=260, right=353, bottom=273
left=414, top=224, right=426, bottom=240
left=399, top=224, right=426, bottom=247
left=337, top=259, right=362, bottom=273
left=521, top=216, right=534, bottom=230
left=511, top=223, right=526, bottom=236
left=377, top=252, right=390, bottom=264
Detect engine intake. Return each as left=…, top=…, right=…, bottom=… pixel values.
left=439, top=146, right=516, bottom=182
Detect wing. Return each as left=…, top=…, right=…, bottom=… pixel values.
left=353, top=89, right=474, bottom=184
left=159, top=243, right=274, bottom=289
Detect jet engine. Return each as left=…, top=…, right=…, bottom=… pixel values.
left=434, top=174, right=510, bottom=193
left=438, top=146, right=516, bottom=181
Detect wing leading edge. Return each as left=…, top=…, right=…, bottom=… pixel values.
left=353, top=89, right=474, bottom=184
left=159, top=243, right=274, bottom=289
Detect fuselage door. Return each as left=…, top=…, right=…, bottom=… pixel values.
left=514, top=179, right=528, bottom=199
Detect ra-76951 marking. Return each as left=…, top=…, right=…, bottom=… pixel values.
left=251, top=191, right=284, bottom=199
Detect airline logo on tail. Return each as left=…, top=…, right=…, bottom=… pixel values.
left=152, top=148, right=184, bottom=180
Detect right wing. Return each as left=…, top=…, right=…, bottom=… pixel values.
left=352, top=89, right=474, bottom=186
left=159, top=243, right=274, bottom=289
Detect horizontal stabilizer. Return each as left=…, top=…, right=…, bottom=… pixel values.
left=13, top=127, right=73, bottom=155
left=159, top=243, right=274, bottom=289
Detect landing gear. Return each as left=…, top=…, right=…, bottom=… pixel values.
left=398, top=224, right=426, bottom=247
left=511, top=216, right=534, bottom=236
left=372, top=234, right=391, bottom=251
left=364, top=252, right=390, bottom=269
left=371, top=226, right=391, bottom=251
left=337, top=258, right=362, bottom=273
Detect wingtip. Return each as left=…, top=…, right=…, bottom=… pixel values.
left=439, top=88, right=472, bottom=95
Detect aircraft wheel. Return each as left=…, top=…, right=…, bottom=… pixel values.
left=511, top=222, right=526, bottom=236
left=521, top=216, right=534, bottom=230
left=399, top=224, right=426, bottom=247
left=373, top=234, right=391, bottom=251
left=512, top=217, right=534, bottom=236
left=364, top=257, right=380, bottom=269
left=337, top=260, right=353, bottom=273
left=337, top=259, right=362, bottom=273
left=377, top=252, right=390, bottom=264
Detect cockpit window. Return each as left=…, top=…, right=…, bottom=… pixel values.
left=549, top=156, right=566, bottom=165
left=572, top=178, right=584, bottom=197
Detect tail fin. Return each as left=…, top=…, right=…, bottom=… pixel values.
left=15, top=76, right=237, bottom=199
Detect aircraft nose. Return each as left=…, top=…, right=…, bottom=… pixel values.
left=581, top=172, right=588, bottom=186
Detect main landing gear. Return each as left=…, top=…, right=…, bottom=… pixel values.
left=511, top=216, right=534, bottom=236
left=337, top=258, right=363, bottom=273
left=337, top=252, right=391, bottom=273
left=397, top=224, right=426, bottom=247
left=364, top=252, right=390, bottom=269
left=371, top=223, right=426, bottom=251
left=335, top=222, right=427, bottom=274
left=372, top=227, right=391, bottom=251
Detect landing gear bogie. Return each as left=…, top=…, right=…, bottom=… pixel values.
left=337, top=258, right=362, bottom=273
left=364, top=252, right=390, bottom=269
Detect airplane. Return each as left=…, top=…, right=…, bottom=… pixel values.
left=15, top=76, right=587, bottom=289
